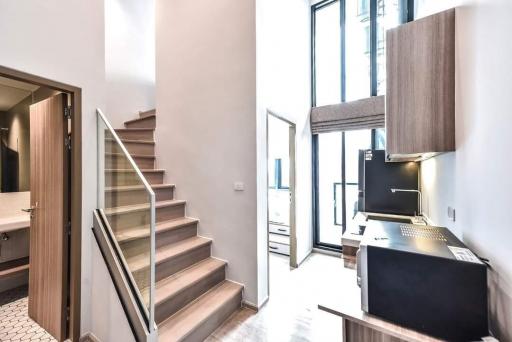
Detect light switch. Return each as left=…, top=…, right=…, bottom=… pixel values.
left=234, top=182, right=245, bottom=191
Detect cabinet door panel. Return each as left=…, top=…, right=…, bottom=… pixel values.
left=386, top=9, right=455, bottom=157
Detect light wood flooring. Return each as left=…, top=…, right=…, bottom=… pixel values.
left=206, top=252, right=352, bottom=341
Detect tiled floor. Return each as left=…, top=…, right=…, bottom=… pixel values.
left=0, top=286, right=56, bottom=342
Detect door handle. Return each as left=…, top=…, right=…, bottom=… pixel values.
left=22, top=206, right=36, bottom=218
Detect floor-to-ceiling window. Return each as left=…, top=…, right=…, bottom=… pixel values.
left=312, top=0, right=411, bottom=250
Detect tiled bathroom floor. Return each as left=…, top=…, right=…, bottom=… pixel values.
left=0, top=286, right=56, bottom=342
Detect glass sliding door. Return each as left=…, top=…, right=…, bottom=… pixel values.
left=315, top=129, right=372, bottom=249
left=343, top=130, right=372, bottom=232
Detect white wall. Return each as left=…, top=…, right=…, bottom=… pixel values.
left=90, top=242, right=135, bottom=342
left=419, top=0, right=512, bottom=339
left=155, top=0, right=260, bottom=306
left=0, top=1, right=132, bottom=340
left=105, top=0, right=155, bottom=127
left=256, top=0, right=312, bottom=302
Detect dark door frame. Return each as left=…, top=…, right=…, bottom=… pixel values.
left=0, top=65, right=82, bottom=341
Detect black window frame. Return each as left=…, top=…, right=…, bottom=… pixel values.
left=311, top=0, right=413, bottom=251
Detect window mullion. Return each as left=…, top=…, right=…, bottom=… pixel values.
left=341, top=132, right=347, bottom=233
left=340, top=0, right=346, bottom=102
left=370, top=0, right=377, bottom=96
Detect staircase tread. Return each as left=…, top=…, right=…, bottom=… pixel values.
left=139, top=109, right=156, bottom=115
left=125, top=115, right=156, bottom=124
left=105, top=137, right=155, bottom=145
left=114, top=128, right=155, bottom=132
left=157, top=281, right=243, bottom=341
left=105, top=183, right=175, bottom=192
left=105, top=168, right=165, bottom=173
left=105, top=153, right=156, bottom=159
left=155, top=258, right=226, bottom=305
left=128, top=236, right=212, bottom=274
left=104, top=199, right=186, bottom=215
left=115, top=217, right=199, bottom=243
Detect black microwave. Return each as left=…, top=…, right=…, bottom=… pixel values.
left=357, top=220, right=488, bottom=341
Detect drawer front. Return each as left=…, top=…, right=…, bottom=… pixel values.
left=269, top=241, right=290, bottom=256
left=269, top=223, right=290, bottom=236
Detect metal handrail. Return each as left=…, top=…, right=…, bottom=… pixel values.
left=96, top=108, right=156, bottom=334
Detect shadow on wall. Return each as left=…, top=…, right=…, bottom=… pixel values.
left=489, top=268, right=512, bottom=341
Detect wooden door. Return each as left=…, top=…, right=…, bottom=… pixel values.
left=28, top=93, right=69, bottom=341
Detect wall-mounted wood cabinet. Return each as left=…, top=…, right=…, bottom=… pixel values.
left=386, top=8, right=455, bottom=161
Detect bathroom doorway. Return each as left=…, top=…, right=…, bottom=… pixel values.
left=0, top=66, right=82, bottom=342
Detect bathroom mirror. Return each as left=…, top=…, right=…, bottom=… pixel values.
left=0, top=77, right=58, bottom=193
left=0, top=77, right=36, bottom=193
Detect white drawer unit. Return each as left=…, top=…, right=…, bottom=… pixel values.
left=269, top=233, right=290, bottom=256
left=269, top=222, right=290, bottom=236
left=269, top=241, right=290, bottom=256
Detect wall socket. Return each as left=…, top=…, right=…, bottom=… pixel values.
left=447, top=206, right=456, bottom=222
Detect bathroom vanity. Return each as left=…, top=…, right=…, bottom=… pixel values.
left=0, top=192, right=30, bottom=293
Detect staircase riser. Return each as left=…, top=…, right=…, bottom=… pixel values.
left=156, top=244, right=211, bottom=282
left=132, top=244, right=211, bottom=290
left=139, top=110, right=156, bottom=118
left=105, top=156, right=155, bottom=169
left=156, top=224, right=197, bottom=248
left=107, top=204, right=185, bottom=231
left=105, top=172, right=163, bottom=187
left=113, top=130, right=154, bottom=141
left=105, top=140, right=155, bottom=156
left=105, top=187, right=173, bottom=207
left=125, top=116, right=156, bottom=129
left=155, top=266, right=226, bottom=324
left=182, top=289, right=243, bottom=342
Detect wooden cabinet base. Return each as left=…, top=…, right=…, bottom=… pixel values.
left=344, top=319, right=407, bottom=342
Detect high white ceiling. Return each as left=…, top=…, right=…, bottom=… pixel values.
left=0, top=76, right=39, bottom=111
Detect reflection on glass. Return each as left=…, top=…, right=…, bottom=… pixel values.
left=377, top=0, right=402, bottom=95
left=345, top=184, right=360, bottom=230
left=345, top=0, right=371, bottom=101
left=345, top=129, right=372, bottom=183
left=268, top=159, right=276, bottom=188
left=318, top=132, right=342, bottom=246
left=334, top=183, right=342, bottom=225
left=268, top=115, right=291, bottom=226
left=344, top=129, right=371, bottom=231
left=315, top=1, right=341, bottom=106
left=375, top=128, right=386, bottom=149
left=98, top=115, right=153, bottom=315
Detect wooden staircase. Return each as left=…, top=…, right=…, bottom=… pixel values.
left=105, top=109, right=243, bottom=341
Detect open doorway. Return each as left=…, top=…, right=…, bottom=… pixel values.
left=267, top=112, right=296, bottom=268
left=0, top=67, right=82, bottom=342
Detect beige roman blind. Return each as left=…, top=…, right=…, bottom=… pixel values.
left=311, top=95, right=385, bottom=134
